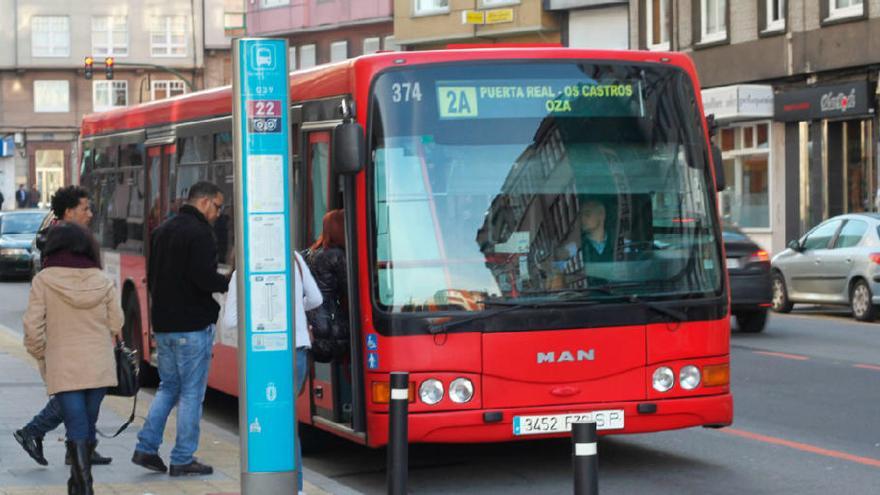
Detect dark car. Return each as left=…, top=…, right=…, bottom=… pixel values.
left=723, top=224, right=772, bottom=332
left=0, top=210, right=48, bottom=278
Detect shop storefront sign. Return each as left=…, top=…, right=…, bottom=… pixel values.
left=774, top=81, right=871, bottom=121
left=701, top=85, right=774, bottom=122
left=486, top=8, right=515, bottom=24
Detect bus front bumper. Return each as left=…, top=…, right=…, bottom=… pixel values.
left=365, top=393, right=733, bottom=447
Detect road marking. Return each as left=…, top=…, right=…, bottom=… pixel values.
left=853, top=363, right=880, bottom=372
left=753, top=351, right=809, bottom=361
left=722, top=428, right=880, bottom=469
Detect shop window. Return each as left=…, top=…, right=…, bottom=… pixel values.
left=719, top=122, right=771, bottom=229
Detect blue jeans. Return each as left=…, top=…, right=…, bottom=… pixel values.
left=135, top=326, right=213, bottom=466
left=56, top=388, right=106, bottom=442
left=295, top=347, right=309, bottom=492
left=24, top=396, right=63, bottom=438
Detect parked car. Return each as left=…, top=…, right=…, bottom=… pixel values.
left=723, top=223, right=772, bottom=332
left=0, top=210, right=49, bottom=278
left=771, top=213, right=880, bottom=321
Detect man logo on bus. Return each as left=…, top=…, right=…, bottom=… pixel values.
left=537, top=349, right=595, bottom=364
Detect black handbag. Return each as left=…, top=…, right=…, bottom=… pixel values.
left=107, top=341, right=139, bottom=397
left=98, top=342, right=139, bottom=439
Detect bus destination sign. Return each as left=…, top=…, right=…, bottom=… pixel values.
left=435, top=79, right=645, bottom=120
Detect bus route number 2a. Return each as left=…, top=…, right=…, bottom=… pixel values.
left=438, top=87, right=478, bottom=118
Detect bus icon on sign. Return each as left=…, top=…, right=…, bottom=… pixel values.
left=249, top=44, right=276, bottom=71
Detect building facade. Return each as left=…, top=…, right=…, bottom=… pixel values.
left=393, top=0, right=561, bottom=50
left=630, top=0, right=880, bottom=253
left=0, top=0, right=242, bottom=209
left=545, top=0, right=630, bottom=49
left=247, top=0, right=396, bottom=71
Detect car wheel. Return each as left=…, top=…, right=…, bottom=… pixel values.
left=850, top=280, right=876, bottom=322
left=771, top=272, right=793, bottom=313
left=736, top=309, right=768, bottom=333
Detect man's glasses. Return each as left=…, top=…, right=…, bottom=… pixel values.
left=212, top=201, right=225, bottom=213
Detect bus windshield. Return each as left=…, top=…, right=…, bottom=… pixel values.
left=370, top=61, right=722, bottom=313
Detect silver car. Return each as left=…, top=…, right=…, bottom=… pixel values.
left=771, top=213, right=880, bottom=321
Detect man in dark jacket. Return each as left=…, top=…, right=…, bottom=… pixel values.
left=132, top=181, right=229, bottom=476
left=13, top=186, right=111, bottom=467
left=16, top=184, right=28, bottom=208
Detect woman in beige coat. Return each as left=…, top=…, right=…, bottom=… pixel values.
left=23, top=222, right=123, bottom=495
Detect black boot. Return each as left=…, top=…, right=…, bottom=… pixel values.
left=70, top=440, right=94, bottom=495
left=66, top=441, right=83, bottom=495
left=66, top=440, right=112, bottom=466
left=14, top=428, right=48, bottom=466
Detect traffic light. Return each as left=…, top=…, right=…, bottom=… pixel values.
left=104, top=57, right=114, bottom=80
left=84, top=56, right=94, bottom=80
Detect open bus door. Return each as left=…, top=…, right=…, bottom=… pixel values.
left=142, top=143, right=174, bottom=367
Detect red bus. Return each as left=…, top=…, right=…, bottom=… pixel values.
left=79, top=48, right=732, bottom=447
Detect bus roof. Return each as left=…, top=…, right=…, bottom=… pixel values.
left=80, top=48, right=700, bottom=138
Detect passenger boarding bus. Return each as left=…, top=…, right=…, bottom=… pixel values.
left=79, top=48, right=732, bottom=447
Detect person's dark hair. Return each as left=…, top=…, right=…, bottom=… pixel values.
left=43, top=222, right=102, bottom=269
left=50, top=186, right=89, bottom=220
left=187, top=181, right=222, bottom=201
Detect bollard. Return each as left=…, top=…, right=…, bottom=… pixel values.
left=572, top=421, right=598, bottom=495
left=387, top=372, right=409, bottom=495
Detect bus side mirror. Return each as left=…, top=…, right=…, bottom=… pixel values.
left=333, top=122, right=364, bottom=175
left=711, top=145, right=725, bottom=192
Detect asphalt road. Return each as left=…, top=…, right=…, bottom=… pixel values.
left=2, top=279, right=878, bottom=494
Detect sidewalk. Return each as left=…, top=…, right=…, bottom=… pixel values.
left=0, top=324, right=357, bottom=495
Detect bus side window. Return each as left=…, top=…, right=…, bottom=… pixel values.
left=212, top=132, right=234, bottom=266
left=172, top=135, right=210, bottom=215
left=306, top=131, right=331, bottom=245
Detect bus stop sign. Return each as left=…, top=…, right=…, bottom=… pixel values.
left=232, top=38, right=297, bottom=493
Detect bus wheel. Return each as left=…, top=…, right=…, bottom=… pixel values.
left=124, top=296, right=159, bottom=387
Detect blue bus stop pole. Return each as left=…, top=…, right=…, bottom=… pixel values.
left=232, top=37, right=298, bottom=493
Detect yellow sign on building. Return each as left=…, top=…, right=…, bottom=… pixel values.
left=485, top=8, right=515, bottom=25
left=462, top=10, right=486, bottom=25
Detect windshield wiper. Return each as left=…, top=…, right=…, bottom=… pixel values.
left=427, top=299, right=599, bottom=334
left=554, top=283, right=687, bottom=322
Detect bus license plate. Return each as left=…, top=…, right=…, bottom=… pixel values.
left=726, top=258, right=740, bottom=269
left=513, top=410, right=624, bottom=436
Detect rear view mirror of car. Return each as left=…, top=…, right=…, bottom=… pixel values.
left=787, top=240, right=802, bottom=251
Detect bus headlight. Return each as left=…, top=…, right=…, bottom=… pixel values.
left=448, top=378, right=474, bottom=403
left=652, top=367, right=675, bottom=392
left=679, top=365, right=701, bottom=390
left=419, top=379, right=444, bottom=405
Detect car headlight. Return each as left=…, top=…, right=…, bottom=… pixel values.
left=448, top=378, right=474, bottom=404
left=652, top=367, right=675, bottom=392
left=419, top=379, right=444, bottom=405
left=679, top=365, right=701, bottom=390
left=0, top=248, right=29, bottom=257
